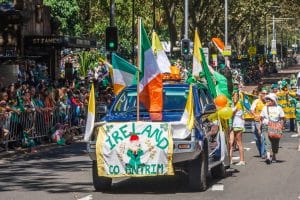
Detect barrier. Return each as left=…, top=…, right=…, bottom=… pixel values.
left=0, top=104, right=87, bottom=151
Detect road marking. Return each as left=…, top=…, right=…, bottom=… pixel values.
left=291, top=134, right=299, bottom=138
left=211, top=184, right=224, bottom=191
left=77, top=194, right=93, bottom=200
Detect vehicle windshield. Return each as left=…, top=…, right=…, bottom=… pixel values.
left=111, top=87, right=188, bottom=113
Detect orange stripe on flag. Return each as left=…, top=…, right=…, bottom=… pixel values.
left=139, top=73, right=163, bottom=113
left=113, top=84, right=126, bottom=96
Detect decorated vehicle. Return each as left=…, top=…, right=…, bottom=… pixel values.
left=87, top=82, right=229, bottom=191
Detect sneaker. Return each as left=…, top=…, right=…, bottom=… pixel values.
left=235, top=161, right=246, bottom=166
left=265, top=159, right=271, bottom=165
left=271, top=159, right=277, bottom=163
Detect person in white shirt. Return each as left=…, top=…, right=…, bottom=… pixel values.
left=259, top=93, right=285, bottom=164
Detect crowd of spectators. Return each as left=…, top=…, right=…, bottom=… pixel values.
left=0, top=60, right=115, bottom=151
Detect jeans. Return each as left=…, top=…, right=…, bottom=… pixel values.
left=253, top=121, right=266, bottom=157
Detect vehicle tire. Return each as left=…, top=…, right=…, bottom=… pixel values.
left=211, top=162, right=226, bottom=179
left=92, top=161, right=112, bottom=191
left=188, top=142, right=208, bottom=191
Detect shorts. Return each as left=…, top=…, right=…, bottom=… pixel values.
left=233, top=127, right=245, bottom=132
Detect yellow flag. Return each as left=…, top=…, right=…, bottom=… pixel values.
left=192, top=29, right=203, bottom=76
left=180, top=85, right=194, bottom=130
left=84, top=83, right=95, bottom=141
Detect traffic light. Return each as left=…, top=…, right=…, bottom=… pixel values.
left=181, top=39, right=190, bottom=56
left=106, top=26, right=118, bottom=52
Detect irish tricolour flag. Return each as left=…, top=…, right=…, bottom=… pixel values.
left=84, top=83, right=95, bottom=141
left=112, top=53, right=137, bottom=95
left=138, top=19, right=163, bottom=118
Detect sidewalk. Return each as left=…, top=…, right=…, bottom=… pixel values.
left=0, top=135, right=83, bottom=159
left=244, top=62, right=300, bottom=93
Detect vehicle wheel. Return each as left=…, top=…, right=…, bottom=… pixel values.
left=92, top=161, right=112, bottom=191
left=188, top=143, right=208, bottom=191
left=211, top=162, right=226, bottom=179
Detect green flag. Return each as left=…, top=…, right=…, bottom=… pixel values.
left=199, top=48, right=217, bottom=98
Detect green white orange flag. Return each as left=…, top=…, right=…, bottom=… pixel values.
left=152, top=31, right=171, bottom=73
left=180, top=84, right=194, bottom=130
left=112, top=53, right=137, bottom=95
left=212, top=37, right=225, bottom=55
left=84, top=83, right=95, bottom=141
left=192, top=29, right=203, bottom=77
left=138, top=19, right=163, bottom=118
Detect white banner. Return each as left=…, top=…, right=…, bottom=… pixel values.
left=96, top=122, right=174, bottom=177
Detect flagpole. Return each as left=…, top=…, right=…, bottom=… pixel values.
left=136, top=17, right=141, bottom=121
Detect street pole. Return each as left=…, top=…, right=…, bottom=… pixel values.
left=184, top=0, right=188, bottom=39
left=110, top=0, right=115, bottom=26
left=183, top=0, right=188, bottom=76
left=272, top=14, right=276, bottom=63
left=131, top=0, right=135, bottom=63
left=224, top=0, right=229, bottom=67
left=225, top=0, right=228, bottom=47
left=153, top=0, right=156, bottom=31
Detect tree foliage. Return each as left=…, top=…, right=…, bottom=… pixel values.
left=44, top=0, right=300, bottom=57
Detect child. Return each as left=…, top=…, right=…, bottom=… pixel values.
left=22, top=128, right=37, bottom=153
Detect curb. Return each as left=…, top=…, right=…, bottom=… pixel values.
left=0, top=135, right=83, bottom=159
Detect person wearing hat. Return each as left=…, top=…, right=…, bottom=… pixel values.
left=250, top=88, right=268, bottom=158
left=270, top=83, right=279, bottom=96
left=259, top=94, right=285, bottom=164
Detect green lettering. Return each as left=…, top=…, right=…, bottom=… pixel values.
left=157, top=138, right=169, bottom=149
left=145, top=165, right=151, bottom=174
left=157, top=164, right=164, bottom=174
left=119, top=124, right=130, bottom=139
left=132, top=166, right=139, bottom=174
left=141, top=125, right=152, bottom=136
left=112, top=131, right=123, bottom=145
left=151, top=164, right=156, bottom=174
left=105, top=136, right=116, bottom=150
left=132, top=122, right=136, bottom=134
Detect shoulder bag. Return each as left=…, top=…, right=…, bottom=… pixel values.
left=267, top=106, right=283, bottom=139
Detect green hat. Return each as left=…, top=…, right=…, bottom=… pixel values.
left=261, top=87, right=268, bottom=93
left=271, top=83, right=278, bottom=89
left=219, top=63, right=226, bottom=69
left=281, top=80, right=288, bottom=88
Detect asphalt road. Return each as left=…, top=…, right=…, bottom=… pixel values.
left=0, top=129, right=299, bottom=200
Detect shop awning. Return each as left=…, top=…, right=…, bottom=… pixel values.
left=24, top=35, right=99, bottom=48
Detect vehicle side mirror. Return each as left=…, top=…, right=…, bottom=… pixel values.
left=202, top=103, right=216, bottom=114
left=97, top=104, right=108, bottom=115
left=201, top=103, right=217, bottom=119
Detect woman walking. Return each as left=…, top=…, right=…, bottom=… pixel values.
left=259, top=94, right=285, bottom=164
left=229, top=91, right=245, bottom=166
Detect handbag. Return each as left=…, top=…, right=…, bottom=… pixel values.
left=266, top=106, right=283, bottom=139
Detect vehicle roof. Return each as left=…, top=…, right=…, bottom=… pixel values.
left=124, top=83, right=192, bottom=91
